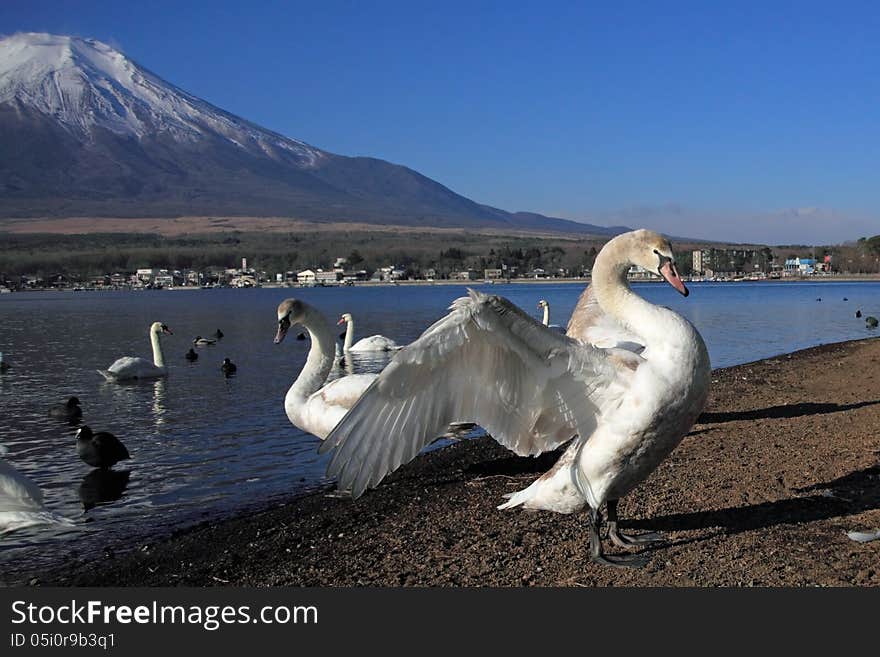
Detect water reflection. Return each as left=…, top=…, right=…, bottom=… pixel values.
left=78, top=469, right=131, bottom=511
left=151, top=379, right=167, bottom=427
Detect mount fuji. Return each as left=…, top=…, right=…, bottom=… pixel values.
left=0, top=33, right=624, bottom=235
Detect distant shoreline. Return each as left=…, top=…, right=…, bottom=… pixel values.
left=4, top=273, right=880, bottom=293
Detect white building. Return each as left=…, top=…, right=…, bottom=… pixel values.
left=297, top=269, right=316, bottom=286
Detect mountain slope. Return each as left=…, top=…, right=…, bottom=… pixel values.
left=0, top=33, right=623, bottom=235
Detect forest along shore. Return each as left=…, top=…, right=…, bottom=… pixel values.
left=40, top=337, right=880, bottom=587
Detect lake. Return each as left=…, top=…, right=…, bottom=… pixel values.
left=1, top=280, right=879, bottom=581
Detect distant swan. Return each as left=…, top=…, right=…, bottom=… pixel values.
left=1, top=450, right=74, bottom=534
left=537, top=299, right=565, bottom=333
left=276, top=300, right=377, bottom=439
left=338, top=313, right=401, bottom=352
left=319, top=229, right=710, bottom=568
left=98, top=322, right=172, bottom=381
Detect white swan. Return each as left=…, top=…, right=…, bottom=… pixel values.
left=97, top=322, right=172, bottom=382
left=1, top=449, right=74, bottom=535
left=276, top=300, right=377, bottom=439
left=537, top=299, right=565, bottom=333
left=338, top=313, right=401, bottom=352
left=319, top=229, right=710, bottom=567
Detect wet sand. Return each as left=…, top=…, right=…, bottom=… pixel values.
left=40, top=337, right=880, bottom=587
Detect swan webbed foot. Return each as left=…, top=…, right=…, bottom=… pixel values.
left=586, top=506, right=651, bottom=570
left=608, top=528, right=665, bottom=548
left=606, top=499, right=665, bottom=548
left=590, top=551, right=650, bottom=569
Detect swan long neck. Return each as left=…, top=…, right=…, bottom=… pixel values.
left=287, top=307, right=336, bottom=407
left=541, top=304, right=550, bottom=326
left=591, top=236, right=675, bottom=346
left=343, top=316, right=354, bottom=351
left=150, top=326, right=165, bottom=368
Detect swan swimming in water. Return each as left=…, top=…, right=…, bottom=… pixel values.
left=319, top=229, right=710, bottom=568
left=276, top=300, right=378, bottom=439
left=537, top=299, right=565, bottom=333
left=277, top=305, right=473, bottom=441
left=98, top=322, right=172, bottom=382
left=338, top=313, right=402, bottom=352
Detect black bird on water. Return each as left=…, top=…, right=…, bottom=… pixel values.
left=49, top=396, right=83, bottom=422
left=221, top=358, right=237, bottom=375
left=75, top=426, right=130, bottom=469
left=213, top=329, right=224, bottom=339
left=185, top=348, right=199, bottom=361
left=856, top=310, right=862, bottom=318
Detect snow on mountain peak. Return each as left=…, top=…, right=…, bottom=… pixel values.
left=0, top=32, right=322, bottom=166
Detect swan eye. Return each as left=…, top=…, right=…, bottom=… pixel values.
left=279, top=315, right=291, bottom=330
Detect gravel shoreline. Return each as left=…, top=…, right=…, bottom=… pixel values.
left=31, top=337, right=880, bottom=587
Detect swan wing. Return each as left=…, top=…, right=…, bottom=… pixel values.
left=566, top=285, right=645, bottom=353
left=319, top=289, right=640, bottom=498
left=0, top=460, right=45, bottom=512
left=0, top=462, right=75, bottom=533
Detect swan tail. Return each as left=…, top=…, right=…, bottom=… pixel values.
left=497, top=476, right=585, bottom=514
left=96, top=369, right=117, bottom=382
left=497, top=487, right=532, bottom=510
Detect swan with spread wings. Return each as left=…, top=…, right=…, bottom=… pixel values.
left=319, top=229, right=710, bottom=567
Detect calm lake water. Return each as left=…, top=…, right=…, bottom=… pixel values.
left=1, top=280, right=879, bottom=581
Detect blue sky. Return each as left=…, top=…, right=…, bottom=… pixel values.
left=2, top=1, right=879, bottom=243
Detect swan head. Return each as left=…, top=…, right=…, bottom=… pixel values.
left=537, top=299, right=548, bottom=309
left=337, top=312, right=353, bottom=326
left=623, top=229, right=688, bottom=297
left=151, top=322, right=173, bottom=336
left=275, top=298, right=307, bottom=344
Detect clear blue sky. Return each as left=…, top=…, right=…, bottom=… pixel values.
left=3, top=1, right=879, bottom=243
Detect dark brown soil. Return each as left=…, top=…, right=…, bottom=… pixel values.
left=43, top=338, right=880, bottom=587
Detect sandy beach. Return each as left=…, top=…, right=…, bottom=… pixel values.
left=34, top=337, right=880, bottom=587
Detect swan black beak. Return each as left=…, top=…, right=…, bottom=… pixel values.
left=275, top=317, right=291, bottom=344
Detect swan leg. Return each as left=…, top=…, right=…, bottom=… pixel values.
left=587, top=507, right=649, bottom=569
left=606, top=499, right=665, bottom=548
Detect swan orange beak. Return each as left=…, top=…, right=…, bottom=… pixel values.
left=660, top=261, right=688, bottom=297
left=336, top=317, right=345, bottom=325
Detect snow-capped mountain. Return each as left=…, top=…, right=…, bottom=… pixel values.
left=0, top=32, right=622, bottom=235
left=0, top=33, right=321, bottom=167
